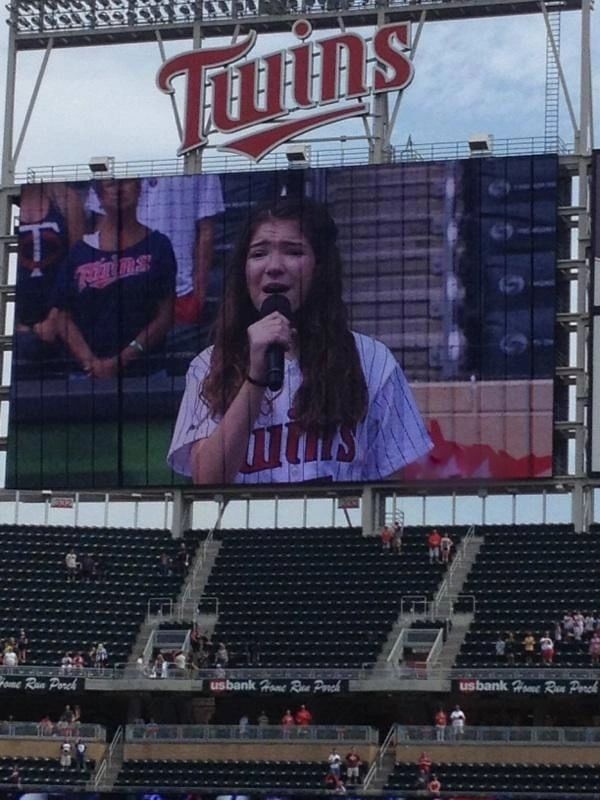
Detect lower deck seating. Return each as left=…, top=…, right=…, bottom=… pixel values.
left=387, top=762, right=600, bottom=793
left=0, top=756, right=94, bottom=786
left=117, top=759, right=326, bottom=789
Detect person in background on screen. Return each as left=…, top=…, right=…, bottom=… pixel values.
left=167, top=197, right=432, bottom=484
left=86, top=174, right=224, bottom=328
left=53, top=178, right=176, bottom=379
left=14, top=183, right=85, bottom=371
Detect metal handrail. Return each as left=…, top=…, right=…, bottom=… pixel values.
left=0, top=721, right=105, bottom=739
left=395, top=724, right=600, bottom=745
left=17, top=137, right=574, bottom=184
left=125, top=723, right=377, bottom=743
left=363, top=723, right=396, bottom=790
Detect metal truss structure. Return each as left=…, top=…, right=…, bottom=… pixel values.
left=0, top=0, right=595, bottom=530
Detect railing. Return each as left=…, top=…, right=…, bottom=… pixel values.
left=147, top=596, right=175, bottom=618
left=5, top=662, right=600, bottom=682
left=386, top=628, right=407, bottom=665
left=17, top=137, right=575, bottom=185
left=94, top=724, right=124, bottom=791
left=363, top=723, right=396, bottom=790
left=125, top=723, right=377, bottom=743
left=400, top=594, right=429, bottom=617
left=395, top=724, right=600, bottom=745
left=0, top=721, right=104, bottom=740
left=432, top=523, right=476, bottom=619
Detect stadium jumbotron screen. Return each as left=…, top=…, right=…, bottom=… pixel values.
left=7, top=154, right=557, bottom=489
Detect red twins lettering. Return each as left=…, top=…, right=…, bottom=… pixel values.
left=157, top=21, right=413, bottom=161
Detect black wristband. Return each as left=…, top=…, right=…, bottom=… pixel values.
left=246, top=374, right=269, bottom=388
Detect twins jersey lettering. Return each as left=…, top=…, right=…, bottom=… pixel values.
left=168, top=332, right=433, bottom=484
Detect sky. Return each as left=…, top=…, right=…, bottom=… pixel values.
left=0, top=5, right=597, bottom=172
left=0, top=4, right=596, bottom=528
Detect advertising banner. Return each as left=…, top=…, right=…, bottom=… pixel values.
left=454, top=677, right=599, bottom=695
left=7, top=155, right=556, bottom=488
left=207, top=677, right=349, bottom=694
left=0, top=674, right=84, bottom=692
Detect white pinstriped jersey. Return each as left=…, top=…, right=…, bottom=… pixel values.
left=167, top=332, right=433, bottom=484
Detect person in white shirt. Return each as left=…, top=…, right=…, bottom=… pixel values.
left=328, top=748, right=343, bottom=776
left=450, top=704, right=466, bottom=739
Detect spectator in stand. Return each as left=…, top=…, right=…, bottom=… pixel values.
left=573, top=611, right=585, bottom=644
left=495, top=632, right=506, bottom=663
left=450, top=705, right=465, bottom=739
left=3, top=646, right=18, bottom=668
left=258, top=710, right=269, bottom=727
left=427, top=529, right=442, bottom=564
left=145, top=718, right=159, bottom=738
left=392, top=521, right=403, bottom=555
left=328, top=748, right=343, bottom=777
left=428, top=774, right=442, bottom=796
left=325, top=772, right=345, bottom=793
left=95, top=643, right=108, bottom=669
left=59, top=705, right=75, bottom=737
left=553, top=621, right=563, bottom=653
left=380, top=525, right=393, bottom=552
left=158, top=551, right=172, bottom=576
left=589, top=631, right=600, bottom=665
left=65, top=548, right=78, bottom=582
left=153, top=652, right=166, bottom=678
left=440, top=532, right=453, bottom=564
left=417, top=752, right=432, bottom=775
left=562, top=612, right=574, bottom=642
left=281, top=708, right=295, bottom=737
left=75, top=738, right=87, bottom=771
left=434, top=708, right=447, bottom=741
left=59, top=739, right=72, bottom=769
left=522, top=632, right=536, bottom=665
left=16, top=630, right=28, bottom=664
left=39, top=715, right=54, bottom=736
left=8, top=763, right=21, bottom=786
left=72, top=652, right=85, bottom=672
left=175, top=541, right=191, bottom=574
left=60, top=652, right=73, bottom=674
left=80, top=553, right=96, bottom=582
left=295, top=704, right=313, bottom=727
left=345, top=748, right=362, bottom=785
left=540, top=631, right=555, bottom=665
left=504, top=631, right=516, bottom=665
left=214, top=642, right=229, bottom=667
left=239, top=715, right=249, bottom=737
left=174, top=651, right=187, bottom=674
left=414, top=768, right=429, bottom=790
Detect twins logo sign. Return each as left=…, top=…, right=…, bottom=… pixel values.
left=157, top=20, right=414, bottom=161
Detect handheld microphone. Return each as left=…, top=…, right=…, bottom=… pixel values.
left=260, top=294, right=292, bottom=392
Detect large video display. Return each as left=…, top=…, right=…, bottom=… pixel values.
left=7, top=155, right=557, bottom=489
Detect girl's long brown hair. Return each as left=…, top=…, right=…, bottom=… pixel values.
left=202, top=197, right=368, bottom=431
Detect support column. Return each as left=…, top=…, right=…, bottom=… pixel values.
left=171, top=489, right=192, bottom=537
left=361, top=486, right=375, bottom=536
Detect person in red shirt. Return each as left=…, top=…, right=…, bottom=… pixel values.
left=345, top=748, right=362, bottom=784
left=295, top=704, right=313, bottom=726
left=428, top=529, right=442, bottom=563
left=381, top=525, right=393, bottom=552
left=417, top=752, right=432, bottom=775
left=428, top=775, right=442, bottom=796
left=281, top=708, right=295, bottom=738
left=434, top=708, right=447, bottom=741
